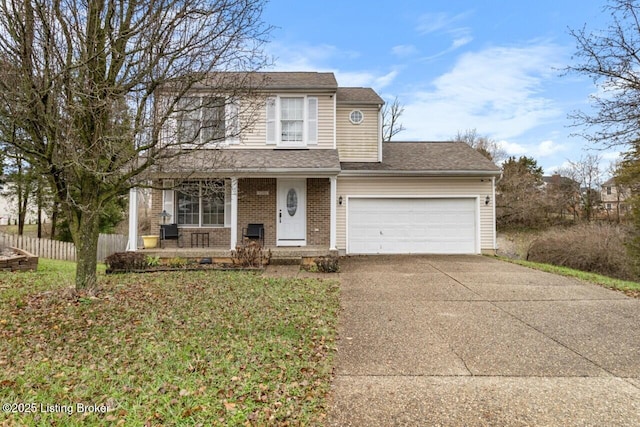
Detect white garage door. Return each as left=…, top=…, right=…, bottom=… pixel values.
left=347, top=198, right=477, bottom=254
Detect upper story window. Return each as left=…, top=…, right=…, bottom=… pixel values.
left=266, top=96, right=318, bottom=147
left=174, top=96, right=238, bottom=146
left=606, top=186, right=612, bottom=195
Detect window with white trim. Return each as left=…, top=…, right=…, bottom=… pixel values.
left=266, top=96, right=318, bottom=146
left=175, top=97, right=238, bottom=146
left=175, top=180, right=227, bottom=227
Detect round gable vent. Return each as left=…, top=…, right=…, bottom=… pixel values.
left=349, top=110, right=364, bottom=124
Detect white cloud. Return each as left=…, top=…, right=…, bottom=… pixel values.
left=452, top=36, right=473, bottom=49
left=416, top=11, right=474, bottom=58
left=537, top=140, right=565, bottom=157
left=266, top=42, right=360, bottom=71
left=498, top=139, right=566, bottom=158
left=392, top=44, right=419, bottom=57
left=499, top=140, right=528, bottom=156
left=416, top=12, right=472, bottom=35
left=401, top=42, right=565, bottom=141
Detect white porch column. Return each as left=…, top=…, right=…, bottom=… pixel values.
left=127, top=187, right=138, bottom=251
left=329, top=176, right=337, bottom=250
left=230, top=177, right=238, bottom=249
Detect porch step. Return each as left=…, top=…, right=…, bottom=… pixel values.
left=269, top=256, right=302, bottom=266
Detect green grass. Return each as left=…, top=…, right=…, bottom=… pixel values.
left=0, top=260, right=340, bottom=426
left=500, top=257, right=640, bottom=294
left=0, top=224, right=46, bottom=237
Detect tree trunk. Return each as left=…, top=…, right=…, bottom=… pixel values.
left=37, top=183, right=43, bottom=238
left=73, top=213, right=101, bottom=291
left=69, top=191, right=102, bottom=291
left=50, top=201, right=59, bottom=239
left=18, top=189, right=27, bottom=235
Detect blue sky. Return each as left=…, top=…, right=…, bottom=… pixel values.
left=262, top=0, right=622, bottom=176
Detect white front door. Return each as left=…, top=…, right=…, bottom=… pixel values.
left=277, top=179, right=306, bottom=246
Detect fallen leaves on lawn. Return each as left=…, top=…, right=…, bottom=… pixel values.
left=0, top=269, right=339, bottom=425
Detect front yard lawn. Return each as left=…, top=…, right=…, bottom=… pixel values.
left=0, top=259, right=340, bottom=426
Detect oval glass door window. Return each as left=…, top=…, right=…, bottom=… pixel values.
left=286, top=188, right=298, bottom=216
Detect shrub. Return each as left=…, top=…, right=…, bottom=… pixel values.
left=232, top=240, right=269, bottom=268
left=314, top=256, right=339, bottom=273
left=145, top=255, right=160, bottom=267
left=105, top=252, right=147, bottom=272
left=526, top=223, right=637, bottom=281
left=167, top=257, right=188, bottom=268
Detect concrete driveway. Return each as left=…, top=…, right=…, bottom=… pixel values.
left=326, top=255, right=640, bottom=426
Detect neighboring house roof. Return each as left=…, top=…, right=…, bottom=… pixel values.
left=341, top=142, right=502, bottom=176
left=602, top=177, right=617, bottom=187
left=336, top=88, right=384, bottom=105
left=154, top=149, right=342, bottom=177
left=542, top=175, right=580, bottom=188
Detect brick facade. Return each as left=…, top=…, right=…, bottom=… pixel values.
left=237, top=178, right=277, bottom=246
left=306, top=178, right=330, bottom=246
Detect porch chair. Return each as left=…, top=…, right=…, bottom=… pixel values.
left=242, top=223, right=264, bottom=246
left=160, top=223, right=182, bottom=248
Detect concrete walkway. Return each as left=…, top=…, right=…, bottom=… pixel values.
left=327, top=255, right=640, bottom=426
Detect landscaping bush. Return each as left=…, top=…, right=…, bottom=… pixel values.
left=105, top=251, right=148, bottom=272
left=231, top=240, right=270, bottom=268
left=526, top=223, right=638, bottom=281
left=314, top=255, right=340, bottom=273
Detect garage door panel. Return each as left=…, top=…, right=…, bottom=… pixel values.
left=347, top=198, right=477, bottom=254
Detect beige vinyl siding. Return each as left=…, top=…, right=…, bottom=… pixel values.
left=238, top=94, right=335, bottom=149
left=336, top=105, right=379, bottom=161
left=336, top=176, right=496, bottom=252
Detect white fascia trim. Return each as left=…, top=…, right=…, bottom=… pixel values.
left=378, top=107, right=383, bottom=162
left=333, top=94, right=337, bottom=150
left=329, top=176, right=337, bottom=250
left=127, top=187, right=138, bottom=251
left=492, top=176, right=497, bottom=251
left=339, top=170, right=503, bottom=177
left=230, top=177, right=238, bottom=250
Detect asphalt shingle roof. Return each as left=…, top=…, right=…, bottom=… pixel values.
left=341, top=142, right=501, bottom=174
left=156, top=148, right=341, bottom=176
left=196, top=72, right=338, bottom=92
left=336, top=88, right=384, bottom=105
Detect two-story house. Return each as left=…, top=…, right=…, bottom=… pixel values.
left=601, top=177, right=631, bottom=219
left=128, top=72, right=501, bottom=255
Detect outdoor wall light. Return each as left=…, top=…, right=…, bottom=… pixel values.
left=338, top=196, right=343, bottom=206
left=485, top=195, right=490, bottom=205
left=159, top=209, right=172, bottom=224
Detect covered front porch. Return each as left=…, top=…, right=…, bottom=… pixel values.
left=128, top=177, right=338, bottom=256
left=129, top=148, right=342, bottom=257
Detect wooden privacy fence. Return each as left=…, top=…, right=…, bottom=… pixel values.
left=0, top=233, right=127, bottom=262
left=96, top=234, right=128, bottom=262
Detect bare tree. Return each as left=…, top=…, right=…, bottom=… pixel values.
left=0, top=0, right=272, bottom=291
left=451, top=129, right=506, bottom=163
left=566, top=0, right=640, bottom=148
left=381, top=96, right=405, bottom=141
left=561, top=154, right=603, bottom=222
left=544, top=172, right=581, bottom=222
